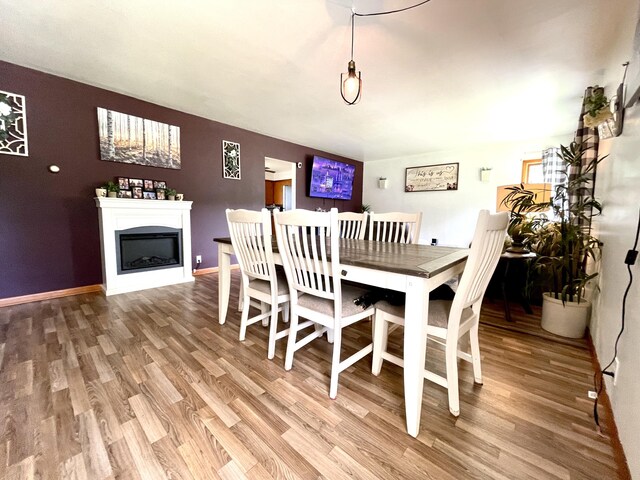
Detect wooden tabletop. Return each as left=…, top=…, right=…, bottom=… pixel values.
left=214, top=237, right=469, bottom=278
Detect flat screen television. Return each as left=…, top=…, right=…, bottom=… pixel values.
left=309, top=156, right=355, bottom=200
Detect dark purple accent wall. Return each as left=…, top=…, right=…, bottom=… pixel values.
left=0, top=61, right=363, bottom=298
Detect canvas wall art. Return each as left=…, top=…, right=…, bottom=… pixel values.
left=97, top=107, right=181, bottom=169
left=0, top=89, right=28, bottom=156
left=222, top=140, right=241, bottom=179
left=405, top=162, right=459, bottom=192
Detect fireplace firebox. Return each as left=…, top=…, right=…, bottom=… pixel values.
left=115, top=226, right=183, bottom=275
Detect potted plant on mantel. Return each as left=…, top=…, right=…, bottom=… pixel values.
left=503, top=141, right=604, bottom=338
left=165, top=188, right=177, bottom=201
left=105, top=181, right=119, bottom=198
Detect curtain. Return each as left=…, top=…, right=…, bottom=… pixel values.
left=571, top=86, right=600, bottom=227
left=542, top=147, right=563, bottom=186
left=542, top=147, right=564, bottom=216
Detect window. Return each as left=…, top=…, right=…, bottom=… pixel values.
left=521, top=159, right=543, bottom=184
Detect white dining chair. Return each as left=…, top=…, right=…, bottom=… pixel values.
left=337, top=211, right=368, bottom=239
left=368, top=211, right=423, bottom=244
left=226, top=208, right=290, bottom=360
left=274, top=208, right=375, bottom=398
left=371, top=210, right=509, bottom=416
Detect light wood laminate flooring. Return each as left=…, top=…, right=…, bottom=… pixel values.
left=0, top=272, right=622, bottom=479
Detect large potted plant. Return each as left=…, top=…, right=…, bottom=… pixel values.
left=503, top=142, right=603, bottom=338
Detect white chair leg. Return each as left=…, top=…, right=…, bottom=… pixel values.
left=372, top=312, right=389, bottom=376
left=283, top=302, right=290, bottom=323
left=326, top=328, right=334, bottom=344
left=267, top=306, right=279, bottom=360
left=238, top=294, right=251, bottom=341
left=445, top=339, right=460, bottom=416
left=261, top=302, right=269, bottom=327
left=237, top=281, right=244, bottom=312
left=329, top=327, right=342, bottom=399
left=469, top=324, right=482, bottom=384
left=284, top=312, right=299, bottom=371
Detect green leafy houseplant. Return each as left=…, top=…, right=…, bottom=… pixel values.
left=583, top=86, right=613, bottom=128
left=503, top=142, right=604, bottom=304
left=165, top=188, right=177, bottom=198
left=105, top=181, right=119, bottom=193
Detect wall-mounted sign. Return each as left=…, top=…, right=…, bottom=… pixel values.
left=405, top=162, right=459, bottom=192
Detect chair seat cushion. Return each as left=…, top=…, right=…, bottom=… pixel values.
left=297, top=285, right=372, bottom=318
left=376, top=299, right=472, bottom=329
left=248, top=270, right=289, bottom=296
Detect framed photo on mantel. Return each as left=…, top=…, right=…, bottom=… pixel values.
left=405, top=162, right=459, bottom=192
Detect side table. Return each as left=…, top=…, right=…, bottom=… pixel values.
left=500, top=251, right=536, bottom=322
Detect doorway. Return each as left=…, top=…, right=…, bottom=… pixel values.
left=264, top=157, right=296, bottom=211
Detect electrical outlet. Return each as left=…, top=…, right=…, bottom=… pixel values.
left=196, top=255, right=202, bottom=264
left=614, top=357, right=620, bottom=386
left=588, top=390, right=597, bottom=399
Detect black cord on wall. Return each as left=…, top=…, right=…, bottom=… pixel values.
left=593, top=207, right=640, bottom=433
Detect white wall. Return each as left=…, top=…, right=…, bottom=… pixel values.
left=363, top=136, right=567, bottom=247
left=589, top=3, right=640, bottom=476
left=591, top=106, right=640, bottom=479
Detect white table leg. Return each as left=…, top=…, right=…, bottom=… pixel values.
left=217, top=242, right=232, bottom=325
left=403, top=278, right=429, bottom=437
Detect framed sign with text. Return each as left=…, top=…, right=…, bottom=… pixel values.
left=405, top=162, right=459, bottom=192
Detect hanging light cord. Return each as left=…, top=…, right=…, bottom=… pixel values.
left=348, top=0, right=433, bottom=61
left=350, top=13, right=355, bottom=61
left=353, top=0, right=433, bottom=17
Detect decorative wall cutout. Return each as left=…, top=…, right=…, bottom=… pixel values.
left=0, top=90, right=29, bottom=156
left=97, top=107, right=181, bottom=169
left=222, top=140, right=241, bottom=179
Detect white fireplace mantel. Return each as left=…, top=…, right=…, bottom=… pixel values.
left=95, top=197, right=194, bottom=295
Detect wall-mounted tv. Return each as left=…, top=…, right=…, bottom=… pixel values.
left=309, top=156, right=355, bottom=200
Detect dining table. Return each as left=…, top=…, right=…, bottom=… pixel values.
left=213, top=236, right=469, bottom=437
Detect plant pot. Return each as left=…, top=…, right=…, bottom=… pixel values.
left=95, top=188, right=107, bottom=198
left=168, top=195, right=175, bottom=201
left=107, top=191, right=117, bottom=198
left=540, top=292, right=591, bottom=338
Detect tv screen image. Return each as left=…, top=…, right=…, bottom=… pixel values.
left=309, top=156, right=355, bottom=200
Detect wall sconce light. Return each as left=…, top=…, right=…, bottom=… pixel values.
left=480, top=167, right=492, bottom=183
left=378, top=177, right=388, bottom=189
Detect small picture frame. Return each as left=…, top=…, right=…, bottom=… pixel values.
left=143, top=191, right=157, bottom=200
left=117, top=190, right=132, bottom=198
left=153, top=180, right=166, bottom=189
left=129, top=178, right=143, bottom=188
left=144, top=179, right=155, bottom=191
left=132, top=186, right=143, bottom=199
left=156, top=189, right=166, bottom=200
left=117, top=177, right=130, bottom=190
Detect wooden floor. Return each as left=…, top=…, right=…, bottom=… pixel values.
left=0, top=272, right=622, bottom=479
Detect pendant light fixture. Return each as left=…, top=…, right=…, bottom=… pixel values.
left=340, top=12, right=362, bottom=105
left=339, top=0, right=433, bottom=105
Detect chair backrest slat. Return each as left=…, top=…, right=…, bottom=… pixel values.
left=274, top=209, right=340, bottom=303
left=368, top=212, right=422, bottom=244
left=226, top=209, right=275, bottom=284
left=452, top=210, right=509, bottom=317
left=338, top=212, right=368, bottom=240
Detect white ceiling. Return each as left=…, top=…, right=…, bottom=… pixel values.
left=0, top=0, right=635, bottom=161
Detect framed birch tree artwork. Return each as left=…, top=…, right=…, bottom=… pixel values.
left=97, top=107, right=181, bottom=169
left=222, top=140, right=241, bottom=179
